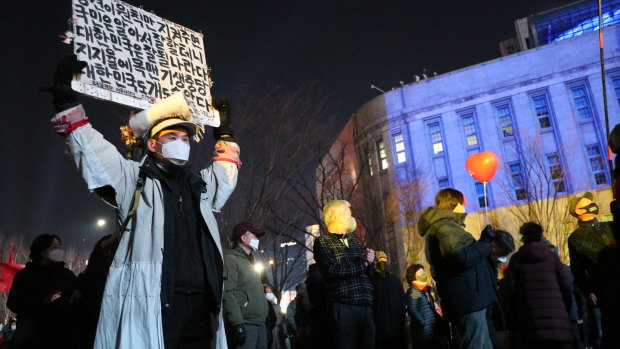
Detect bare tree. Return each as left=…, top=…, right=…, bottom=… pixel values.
left=384, top=166, right=430, bottom=272
left=496, top=136, right=578, bottom=262
left=217, top=84, right=340, bottom=299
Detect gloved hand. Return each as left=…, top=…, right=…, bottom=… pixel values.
left=233, top=324, right=246, bottom=346
left=212, top=97, right=235, bottom=141
left=52, top=55, right=87, bottom=112
left=479, top=224, right=496, bottom=243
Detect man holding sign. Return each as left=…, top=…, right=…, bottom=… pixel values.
left=49, top=55, right=239, bottom=349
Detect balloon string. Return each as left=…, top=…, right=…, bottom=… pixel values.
left=484, top=182, right=489, bottom=225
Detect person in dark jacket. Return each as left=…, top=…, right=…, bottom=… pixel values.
left=405, top=264, right=442, bottom=348
left=486, top=230, right=515, bottom=349
left=418, top=188, right=497, bottom=349
left=223, top=222, right=269, bottom=349
left=313, top=200, right=375, bottom=349
left=304, top=263, right=329, bottom=349
left=370, top=251, right=406, bottom=349
left=548, top=242, right=587, bottom=349
left=502, top=222, right=574, bottom=349
left=74, top=234, right=119, bottom=349
left=7, top=234, right=78, bottom=349
left=568, top=192, right=620, bottom=349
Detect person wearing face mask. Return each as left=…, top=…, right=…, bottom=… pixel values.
left=48, top=55, right=240, bottom=349
left=417, top=188, right=497, bottom=349
left=370, top=251, right=406, bottom=349
left=567, top=192, right=620, bottom=349
left=405, top=264, right=442, bottom=349
left=485, top=230, right=515, bottom=349
left=7, top=234, right=77, bottom=349
left=313, top=200, right=376, bottom=349
left=263, top=285, right=284, bottom=349
left=223, top=222, right=269, bottom=349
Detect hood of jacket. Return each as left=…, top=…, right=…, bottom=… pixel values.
left=418, top=207, right=467, bottom=237
left=514, top=241, right=552, bottom=263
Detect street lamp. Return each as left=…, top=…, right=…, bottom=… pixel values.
left=254, top=263, right=264, bottom=273
left=97, top=219, right=106, bottom=227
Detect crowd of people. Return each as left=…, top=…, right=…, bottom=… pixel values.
left=2, top=55, right=620, bottom=349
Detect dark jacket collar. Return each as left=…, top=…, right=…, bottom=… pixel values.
left=577, top=218, right=600, bottom=229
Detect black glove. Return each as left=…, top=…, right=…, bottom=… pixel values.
left=233, top=324, right=246, bottom=346
left=52, top=55, right=87, bottom=112
left=479, top=224, right=496, bottom=243
left=212, top=97, right=235, bottom=141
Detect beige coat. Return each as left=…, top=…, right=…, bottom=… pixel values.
left=59, top=106, right=238, bottom=349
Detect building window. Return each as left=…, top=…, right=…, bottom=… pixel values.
left=509, top=162, right=526, bottom=200
left=475, top=182, right=487, bottom=208
left=587, top=144, right=607, bottom=185
left=532, top=95, right=551, bottom=129
left=393, top=132, right=407, bottom=164
left=438, top=178, right=450, bottom=188
left=570, top=86, right=593, bottom=120
left=377, top=139, right=388, bottom=170
left=366, top=149, right=373, bottom=176
left=547, top=153, right=566, bottom=193
left=461, top=114, right=479, bottom=146
left=428, top=122, right=444, bottom=154
left=496, top=105, right=514, bottom=137
left=613, top=77, right=620, bottom=108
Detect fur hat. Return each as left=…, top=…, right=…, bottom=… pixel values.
left=129, top=92, right=197, bottom=138
left=569, top=191, right=594, bottom=218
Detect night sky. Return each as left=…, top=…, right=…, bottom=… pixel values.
left=0, top=0, right=575, bottom=251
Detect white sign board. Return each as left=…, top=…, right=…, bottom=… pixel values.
left=71, top=0, right=219, bottom=127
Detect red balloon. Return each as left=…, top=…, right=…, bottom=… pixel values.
left=466, top=151, right=499, bottom=183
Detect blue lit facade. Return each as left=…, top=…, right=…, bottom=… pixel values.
left=344, top=24, right=620, bottom=269
left=530, top=0, right=620, bottom=46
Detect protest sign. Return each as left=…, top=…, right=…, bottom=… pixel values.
left=71, top=0, right=219, bottom=129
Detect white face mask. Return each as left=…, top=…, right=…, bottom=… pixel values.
left=48, top=248, right=64, bottom=262
left=266, top=292, right=276, bottom=302
left=158, top=139, right=190, bottom=165
left=497, top=256, right=508, bottom=263
left=249, top=239, right=260, bottom=251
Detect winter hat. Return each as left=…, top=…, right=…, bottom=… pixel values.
left=231, top=222, right=266, bottom=241
left=129, top=92, right=197, bottom=138
left=569, top=191, right=594, bottom=218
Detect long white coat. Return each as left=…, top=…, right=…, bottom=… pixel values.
left=60, top=106, right=237, bottom=349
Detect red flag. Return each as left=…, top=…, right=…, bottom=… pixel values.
left=0, top=246, right=25, bottom=293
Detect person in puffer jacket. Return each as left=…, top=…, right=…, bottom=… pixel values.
left=502, top=222, right=574, bottom=349
left=418, top=188, right=497, bottom=349
left=405, top=264, right=441, bottom=348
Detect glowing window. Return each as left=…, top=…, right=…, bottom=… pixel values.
left=393, top=133, right=407, bottom=164
left=496, top=105, right=514, bottom=137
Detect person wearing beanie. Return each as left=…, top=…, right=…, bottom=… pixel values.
left=49, top=55, right=240, bottom=349
left=405, top=264, right=442, bottom=349
left=313, top=200, right=375, bottom=349
left=370, top=252, right=406, bottom=349
left=567, top=192, right=620, bottom=348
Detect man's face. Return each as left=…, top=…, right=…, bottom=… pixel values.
left=575, top=197, right=597, bottom=222
left=147, top=127, right=191, bottom=164
left=241, top=232, right=258, bottom=248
